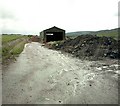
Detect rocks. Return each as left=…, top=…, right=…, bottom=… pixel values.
left=51, top=35, right=119, bottom=60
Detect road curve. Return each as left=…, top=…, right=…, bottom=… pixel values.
left=2, top=42, right=118, bottom=104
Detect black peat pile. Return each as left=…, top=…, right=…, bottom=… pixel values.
left=51, top=35, right=119, bottom=60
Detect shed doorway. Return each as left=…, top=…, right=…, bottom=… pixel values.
left=46, top=32, right=63, bottom=42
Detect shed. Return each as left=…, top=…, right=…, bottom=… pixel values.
left=40, top=26, right=65, bottom=42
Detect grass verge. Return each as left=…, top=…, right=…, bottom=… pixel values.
left=2, top=36, right=28, bottom=64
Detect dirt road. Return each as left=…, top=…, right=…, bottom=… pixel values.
left=2, top=42, right=119, bottom=104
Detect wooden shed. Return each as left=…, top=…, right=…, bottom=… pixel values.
left=40, top=26, right=65, bottom=42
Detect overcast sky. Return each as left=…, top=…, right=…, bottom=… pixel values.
left=0, top=0, right=119, bottom=35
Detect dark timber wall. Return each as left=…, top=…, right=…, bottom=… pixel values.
left=40, top=26, right=65, bottom=42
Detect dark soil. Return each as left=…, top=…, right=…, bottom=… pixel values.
left=50, top=35, right=119, bottom=60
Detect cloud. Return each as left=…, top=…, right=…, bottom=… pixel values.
left=0, top=8, right=19, bottom=34
left=0, top=10, right=15, bottom=20
left=0, top=0, right=119, bottom=34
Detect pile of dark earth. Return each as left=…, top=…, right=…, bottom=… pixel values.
left=51, top=35, right=120, bottom=60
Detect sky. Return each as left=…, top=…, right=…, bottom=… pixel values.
left=0, top=0, right=119, bottom=35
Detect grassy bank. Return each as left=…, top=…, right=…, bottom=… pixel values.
left=2, top=40, right=27, bottom=62
left=2, top=35, right=28, bottom=64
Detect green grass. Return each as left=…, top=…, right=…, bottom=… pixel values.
left=2, top=40, right=27, bottom=63
left=2, top=34, right=25, bottom=44
left=97, top=31, right=118, bottom=39
left=2, top=35, right=28, bottom=63
left=11, top=41, right=26, bottom=55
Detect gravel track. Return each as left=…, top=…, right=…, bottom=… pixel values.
left=2, top=42, right=119, bottom=104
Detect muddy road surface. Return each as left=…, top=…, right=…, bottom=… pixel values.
left=2, top=42, right=119, bottom=104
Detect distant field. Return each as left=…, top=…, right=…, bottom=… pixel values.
left=2, top=34, right=26, bottom=44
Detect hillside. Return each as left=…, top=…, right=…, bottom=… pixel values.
left=66, top=28, right=118, bottom=39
